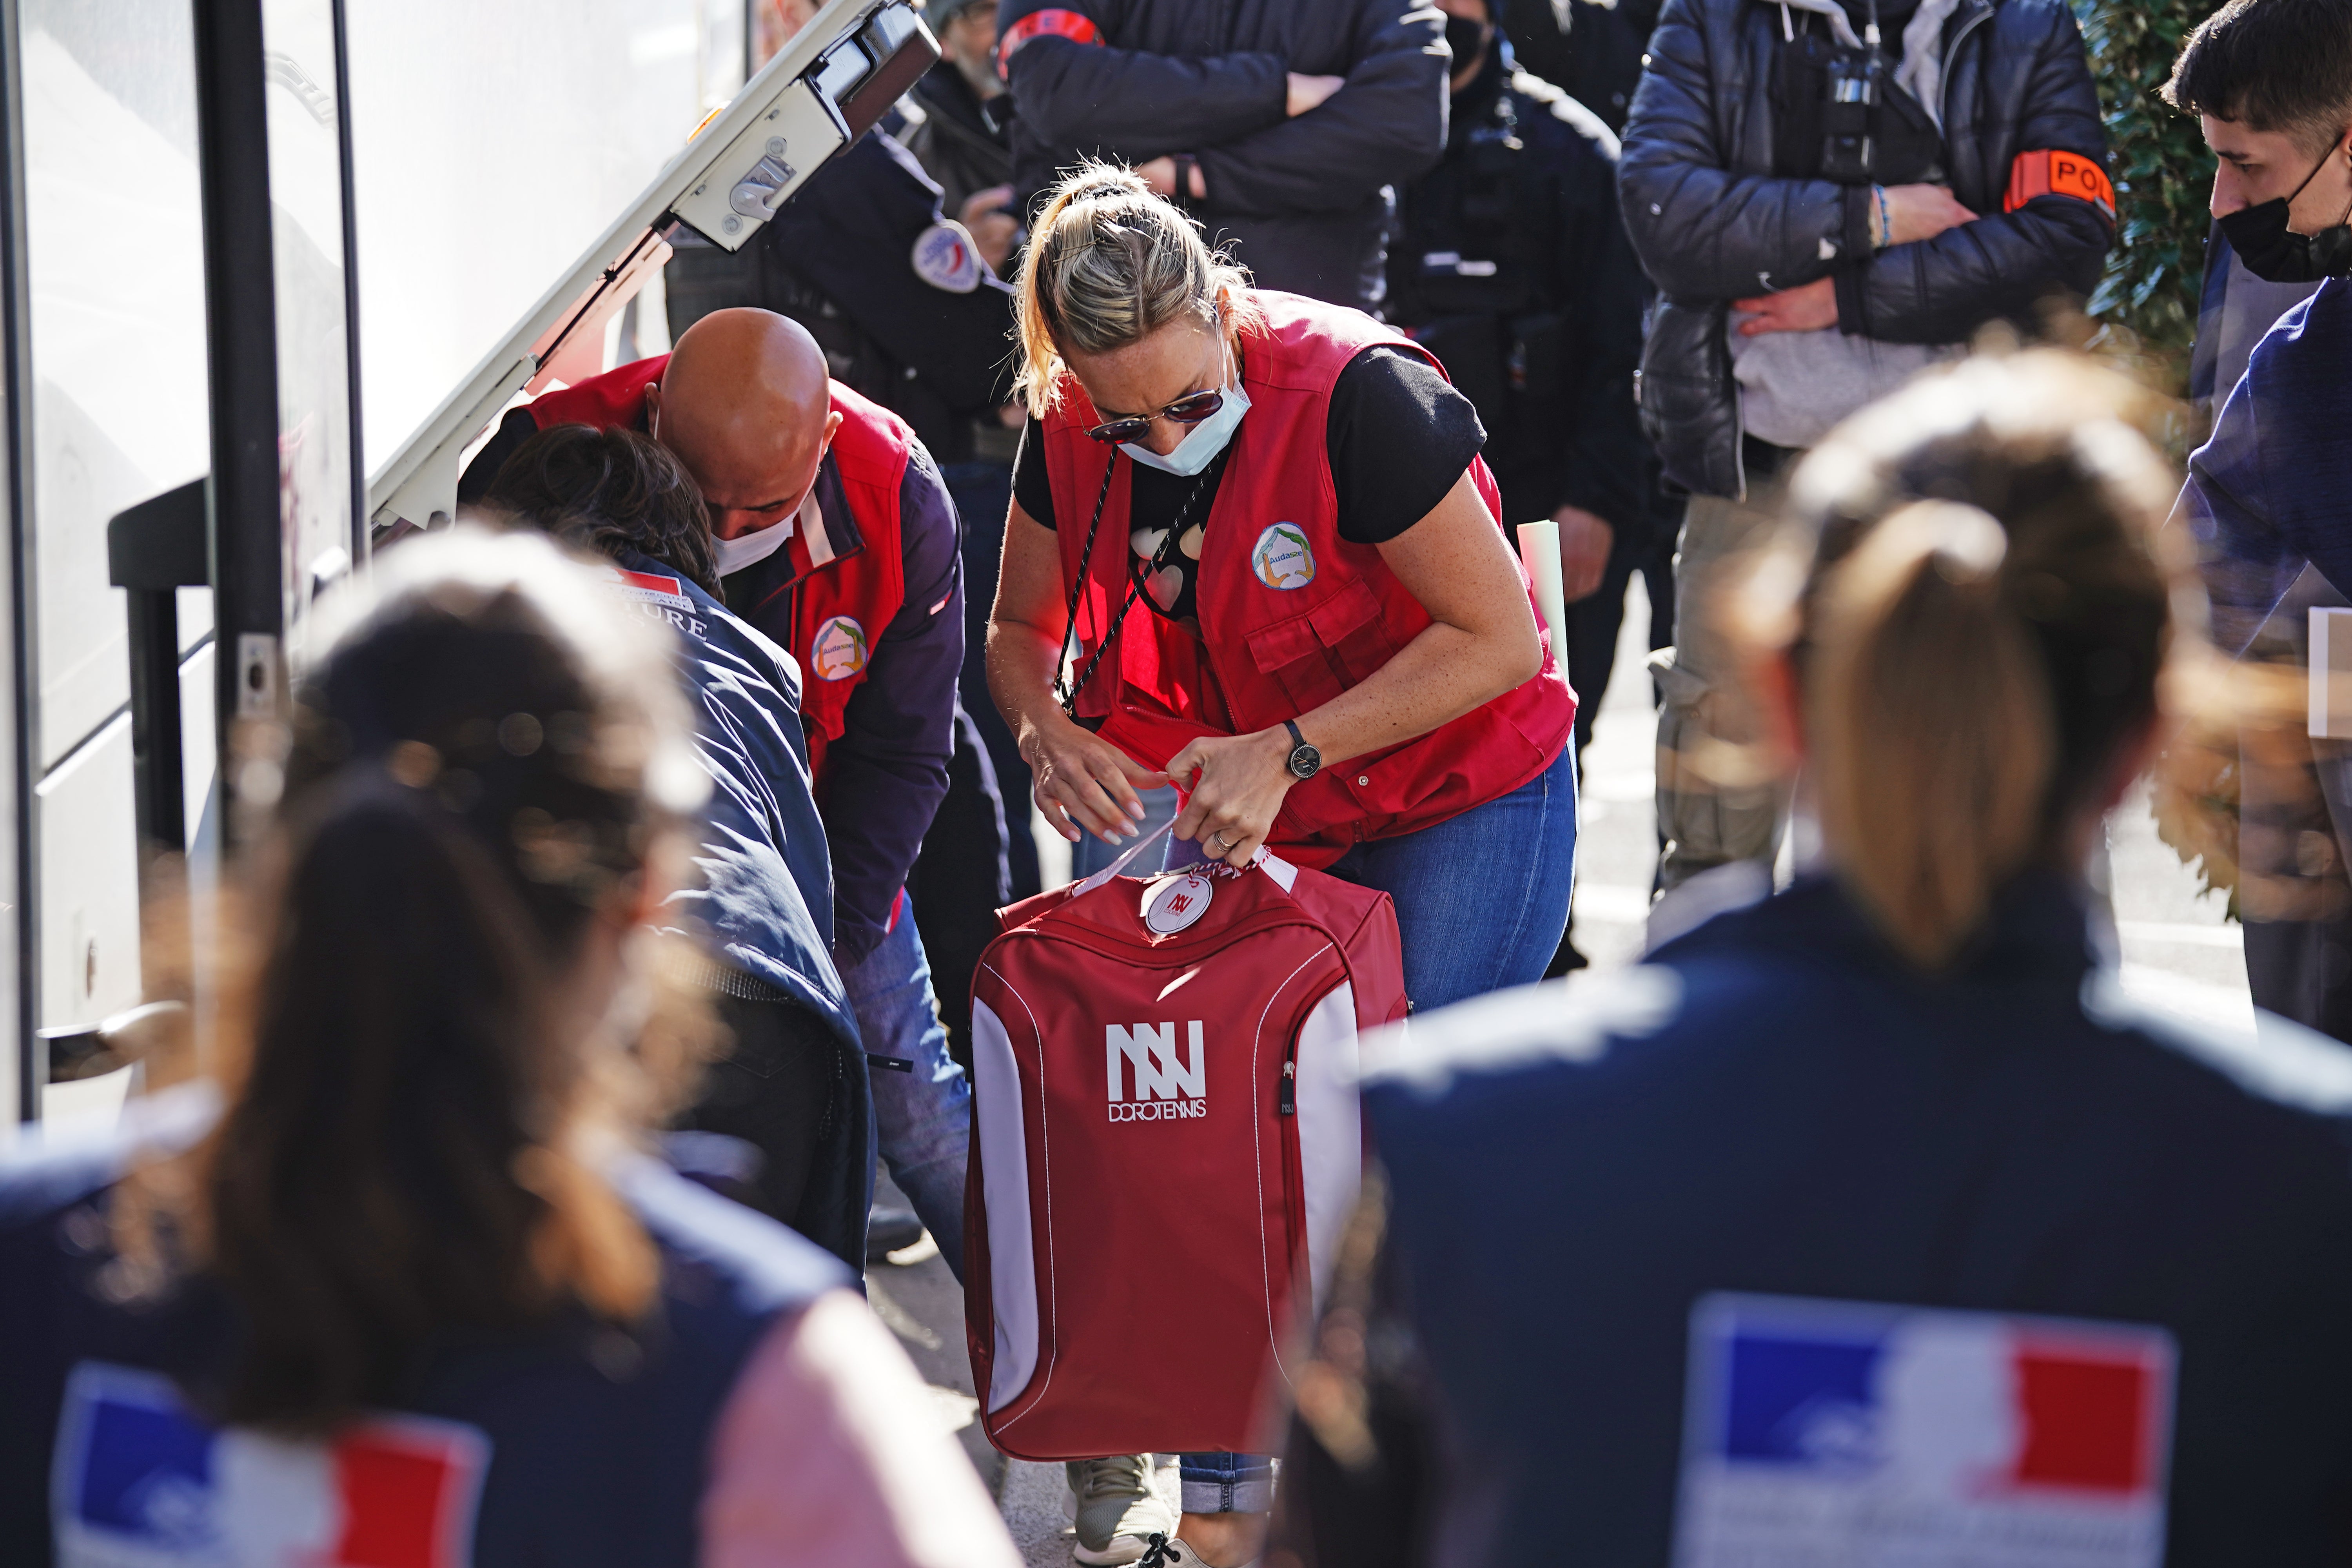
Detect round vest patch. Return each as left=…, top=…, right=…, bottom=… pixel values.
left=810, top=616, right=869, bottom=681
left=910, top=220, right=983, bottom=293
left=1251, top=523, right=1316, bottom=590
left=1144, top=871, right=1216, bottom=935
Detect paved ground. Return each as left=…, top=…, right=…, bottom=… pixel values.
left=875, top=575, right=2250, bottom=1563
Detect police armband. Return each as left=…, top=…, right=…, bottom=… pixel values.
left=2003, top=150, right=2116, bottom=221
left=997, top=8, right=1103, bottom=76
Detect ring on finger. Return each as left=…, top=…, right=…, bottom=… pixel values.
left=1206, top=830, right=1228, bottom=852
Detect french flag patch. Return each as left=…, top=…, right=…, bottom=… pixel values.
left=53, top=1361, right=488, bottom=1568
left=608, top=566, right=693, bottom=612
left=1676, top=1295, right=2174, bottom=1568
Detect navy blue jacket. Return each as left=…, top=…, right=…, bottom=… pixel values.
left=999, top=0, right=1447, bottom=312
left=610, top=546, right=854, bottom=1041
left=1364, top=876, right=2352, bottom=1566
left=0, top=1085, right=850, bottom=1566
left=464, top=435, right=964, bottom=972
left=2181, top=279, right=2352, bottom=656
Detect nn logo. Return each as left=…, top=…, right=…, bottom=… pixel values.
left=1107, top=1022, right=1207, bottom=1122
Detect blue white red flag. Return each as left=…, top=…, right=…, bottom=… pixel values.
left=1676, top=1294, right=2174, bottom=1568
left=52, top=1361, right=488, bottom=1568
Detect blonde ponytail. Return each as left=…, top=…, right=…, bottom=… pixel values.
left=1013, top=161, right=1260, bottom=416
left=1810, top=502, right=2056, bottom=967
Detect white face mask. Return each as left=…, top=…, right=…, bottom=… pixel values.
left=1119, top=346, right=1250, bottom=477
left=711, top=490, right=820, bottom=577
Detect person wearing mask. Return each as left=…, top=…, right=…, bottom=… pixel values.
left=995, top=0, right=1447, bottom=314
left=478, top=423, right=869, bottom=1268
left=671, top=0, right=1044, bottom=964
left=1331, top=352, right=2352, bottom=1565
left=987, top=164, right=1578, bottom=1566
left=459, top=310, right=975, bottom=1283
left=1620, top=0, right=2111, bottom=927
left=0, top=529, right=1018, bottom=1566
left=1389, top=0, right=1651, bottom=970
left=2169, top=0, right=2352, bottom=1045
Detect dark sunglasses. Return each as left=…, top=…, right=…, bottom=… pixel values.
left=1085, top=388, right=1225, bottom=445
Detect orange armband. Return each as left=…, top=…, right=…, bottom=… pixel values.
left=998, top=8, right=1104, bottom=76
left=2004, top=149, right=2116, bottom=221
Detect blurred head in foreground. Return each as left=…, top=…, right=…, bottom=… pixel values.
left=1732, top=350, right=2195, bottom=968
left=149, top=528, right=709, bottom=1430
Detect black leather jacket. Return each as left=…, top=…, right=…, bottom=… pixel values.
left=1620, top=0, right=2110, bottom=497
left=998, top=0, right=1447, bottom=311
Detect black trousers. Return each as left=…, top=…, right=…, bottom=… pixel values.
left=680, top=993, right=873, bottom=1270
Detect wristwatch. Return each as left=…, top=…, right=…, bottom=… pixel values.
left=1282, top=719, right=1321, bottom=780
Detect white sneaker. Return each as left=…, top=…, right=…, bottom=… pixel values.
left=1063, top=1456, right=1175, bottom=1566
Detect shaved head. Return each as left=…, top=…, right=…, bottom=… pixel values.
left=647, top=308, right=840, bottom=540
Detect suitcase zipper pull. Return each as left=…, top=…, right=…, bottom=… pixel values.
left=1278, top=1058, right=1296, bottom=1116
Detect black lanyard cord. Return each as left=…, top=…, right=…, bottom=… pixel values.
left=1053, top=452, right=1214, bottom=719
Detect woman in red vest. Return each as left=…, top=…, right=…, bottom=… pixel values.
left=989, top=163, right=1579, bottom=1015
left=986, top=163, right=1579, bottom=1564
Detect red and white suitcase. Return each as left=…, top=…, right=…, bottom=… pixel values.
left=964, top=828, right=1406, bottom=1459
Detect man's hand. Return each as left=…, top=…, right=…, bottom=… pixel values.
left=1882, top=183, right=1976, bottom=245
left=1138, top=156, right=1207, bottom=200
left=956, top=185, right=1020, bottom=274
left=1554, top=506, right=1614, bottom=603
left=1732, top=276, right=1838, bottom=336
left=1167, top=728, right=1300, bottom=868
left=1286, top=72, right=1345, bottom=117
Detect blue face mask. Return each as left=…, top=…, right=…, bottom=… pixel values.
left=1119, top=347, right=1251, bottom=477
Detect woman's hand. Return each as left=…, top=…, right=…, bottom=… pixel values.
left=1022, top=709, right=1164, bottom=846
left=1167, top=729, right=1297, bottom=868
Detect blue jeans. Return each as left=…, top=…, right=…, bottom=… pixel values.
left=1179, top=1451, right=1276, bottom=1515
left=1172, top=749, right=1577, bottom=1508
left=845, top=894, right=970, bottom=1283
left=1323, top=746, right=1579, bottom=1011
left=1170, top=746, right=1580, bottom=1011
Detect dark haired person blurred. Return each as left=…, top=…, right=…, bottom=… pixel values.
left=2171, top=0, right=2352, bottom=1045
left=481, top=423, right=870, bottom=1267
left=0, top=530, right=1016, bottom=1565
left=1298, top=355, right=2352, bottom=1565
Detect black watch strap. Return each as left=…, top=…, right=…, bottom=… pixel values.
left=1284, top=719, right=1307, bottom=750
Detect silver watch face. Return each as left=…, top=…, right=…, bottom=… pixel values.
left=1288, top=744, right=1321, bottom=780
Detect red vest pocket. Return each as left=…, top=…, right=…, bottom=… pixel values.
left=1243, top=579, right=1393, bottom=717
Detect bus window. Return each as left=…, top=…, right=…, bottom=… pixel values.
left=346, top=2, right=746, bottom=466
left=19, top=0, right=212, bottom=1072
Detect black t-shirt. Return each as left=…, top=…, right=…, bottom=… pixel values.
left=1011, top=345, right=1485, bottom=633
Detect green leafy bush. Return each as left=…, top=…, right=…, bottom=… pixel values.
left=2072, top=0, right=2219, bottom=390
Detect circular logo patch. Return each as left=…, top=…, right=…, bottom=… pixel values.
left=1251, top=524, right=1316, bottom=590
left=1143, top=872, right=1216, bottom=935
left=910, top=220, right=983, bottom=293
left=809, top=615, right=869, bottom=681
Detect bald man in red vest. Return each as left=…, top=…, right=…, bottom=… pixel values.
left=463, top=310, right=971, bottom=1276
